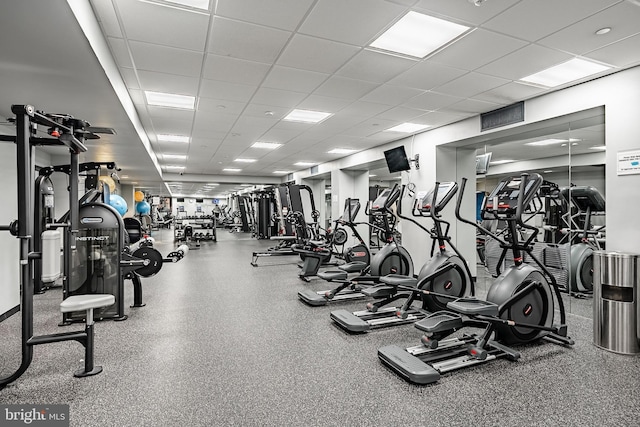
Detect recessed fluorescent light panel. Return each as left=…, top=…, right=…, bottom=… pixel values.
left=223, top=168, right=241, bottom=172
left=294, top=162, right=316, bottom=167
left=235, top=158, right=257, bottom=163
left=589, top=145, right=606, bottom=150
left=370, top=11, right=470, bottom=58
left=252, top=142, right=282, bottom=149
left=385, top=123, right=430, bottom=133
left=145, top=91, right=195, bottom=110
left=164, top=0, right=210, bottom=10
left=163, top=154, right=187, bottom=160
left=520, top=58, right=610, bottom=87
left=273, top=171, right=291, bottom=174
left=157, top=134, right=191, bottom=143
left=328, top=148, right=356, bottom=154
left=490, top=159, right=515, bottom=165
left=283, top=109, right=332, bottom=124
left=163, top=165, right=185, bottom=170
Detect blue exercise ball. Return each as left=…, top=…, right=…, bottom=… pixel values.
left=136, top=201, right=151, bottom=215
left=108, top=194, right=128, bottom=217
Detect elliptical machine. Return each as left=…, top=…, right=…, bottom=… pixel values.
left=378, top=173, right=574, bottom=385
left=561, top=186, right=606, bottom=294
left=330, top=182, right=473, bottom=332
left=298, top=184, right=413, bottom=306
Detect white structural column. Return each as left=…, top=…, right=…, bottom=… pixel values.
left=331, top=169, right=369, bottom=248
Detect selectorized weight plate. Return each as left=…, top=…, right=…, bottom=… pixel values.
left=132, top=247, right=164, bottom=277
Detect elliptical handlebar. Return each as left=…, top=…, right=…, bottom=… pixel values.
left=515, top=173, right=529, bottom=226
left=455, top=177, right=508, bottom=246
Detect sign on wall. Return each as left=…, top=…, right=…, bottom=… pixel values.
left=617, top=149, right=640, bottom=175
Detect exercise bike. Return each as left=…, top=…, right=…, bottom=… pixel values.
left=331, top=182, right=473, bottom=332
left=298, top=184, right=413, bottom=306
left=378, top=173, right=574, bottom=385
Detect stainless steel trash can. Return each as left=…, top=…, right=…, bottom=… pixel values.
left=593, top=251, right=639, bottom=354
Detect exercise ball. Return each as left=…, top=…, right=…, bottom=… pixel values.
left=134, top=191, right=145, bottom=202
left=109, top=194, right=128, bottom=216
left=100, top=176, right=116, bottom=193
left=135, top=201, right=151, bottom=215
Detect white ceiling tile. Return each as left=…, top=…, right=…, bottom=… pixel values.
left=129, top=40, right=204, bottom=77
left=297, top=95, right=352, bottom=112
left=299, top=0, right=406, bottom=45
left=147, top=106, right=195, bottom=125
left=538, top=2, right=640, bottom=55
left=114, top=0, right=209, bottom=50
left=277, top=34, right=360, bottom=74
left=434, top=72, right=510, bottom=98
left=216, top=0, right=315, bottom=31
left=203, top=54, right=271, bottom=85
left=108, top=37, right=132, bottom=68
left=473, top=81, right=547, bottom=104
left=91, top=0, right=123, bottom=38
left=584, top=33, right=640, bottom=67
left=344, top=118, right=399, bottom=137
left=482, top=0, right=620, bottom=42
left=151, top=116, right=193, bottom=135
left=137, top=70, right=199, bottom=95
left=208, top=17, right=291, bottom=64
left=376, top=106, right=428, bottom=121
left=339, top=101, right=392, bottom=117
left=242, top=103, right=290, bottom=119
left=193, top=111, right=238, bottom=134
left=263, top=65, right=329, bottom=92
left=414, top=0, right=521, bottom=26
left=337, top=49, right=417, bottom=83
left=389, top=61, right=467, bottom=90
left=251, top=87, right=307, bottom=108
left=120, top=67, right=139, bottom=89
left=199, top=79, right=257, bottom=102
left=313, top=76, right=378, bottom=100
left=198, top=97, right=247, bottom=115
left=128, top=88, right=145, bottom=105
left=447, top=98, right=501, bottom=115
left=258, top=127, right=305, bottom=144
left=414, top=110, right=469, bottom=127
left=430, top=29, right=528, bottom=71
left=404, top=91, right=463, bottom=111
left=360, top=84, right=423, bottom=105
left=476, top=44, right=572, bottom=80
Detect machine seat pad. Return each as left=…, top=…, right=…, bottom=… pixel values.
left=338, top=261, right=367, bottom=273
left=415, top=311, right=463, bottom=333
left=318, top=270, right=348, bottom=281
left=60, top=294, right=115, bottom=313
left=447, top=297, right=498, bottom=316
left=362, top=285, right=397, bottom=298
left=379, top=274, right=417, bottom=288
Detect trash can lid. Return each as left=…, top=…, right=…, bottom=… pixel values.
left=594, top=250, right=639, bottom=259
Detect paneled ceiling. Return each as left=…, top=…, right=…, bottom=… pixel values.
left=1, top=0, right=639, bottom=198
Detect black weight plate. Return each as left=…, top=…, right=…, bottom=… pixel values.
left=132, top=247, right=163, bottom=277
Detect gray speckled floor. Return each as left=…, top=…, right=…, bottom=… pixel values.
left=1, top=229, right=639, bottom=426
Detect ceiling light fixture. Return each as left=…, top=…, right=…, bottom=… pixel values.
left=273, top=170, right=291, bottom=174
left=543, top=170, right=554, bottom=173
left=385, top=122, right=430, bottom=133
left=520, top=58, right=611, bottom=87
left=525, top=138, right=567, bottom=146
left=145, top=91, right=195, bottom=110
left=252, top=142, right=282, bottom=149
left=328, top=148, right=356, bottom=154
left=157, top=134, right=191, bottom=143
left=369, top=174, right=377, bottom=177
left=294, top=162, right=316, bottom=167
left=595, top=27, right=612, bottom=35
left=589, top=145, right=607, bottom=150
left=369, top=11, right=470, bottom=58
left=489, top=159, right=515, bottom=165
left=223, top=168, right=242, bottom=172
left=234, top=158, right=257, bottom=163
left=163, top=0, right=210, bottom=10
left=163, top=165, right=185, bottom=170
left=163, top=154, right=187, bottom=160
left=283, top=109, right=332, bottom=124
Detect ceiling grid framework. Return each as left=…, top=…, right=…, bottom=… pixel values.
left=1, top=0, right=636, bottom=197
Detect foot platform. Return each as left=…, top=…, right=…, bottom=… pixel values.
left=362, top=284, right=396, bottom=298
left=379, top=274, right=418, bottom=288
left=446, top=297, right=498, bottom=316
left=378, top=345, right=441, bottom=385
left=415, top=311, right=464, bottom=333
left=338, top=261, right=367, bottom=273
left=317, top=270, right=348, bottom=281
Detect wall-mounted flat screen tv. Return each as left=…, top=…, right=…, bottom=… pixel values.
left=384, top=146, right=411, bottom=173
left=476, top=152, right=492, bottom=175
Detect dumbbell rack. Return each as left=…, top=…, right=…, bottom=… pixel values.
left=173, top=215, right=217, bottom=242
